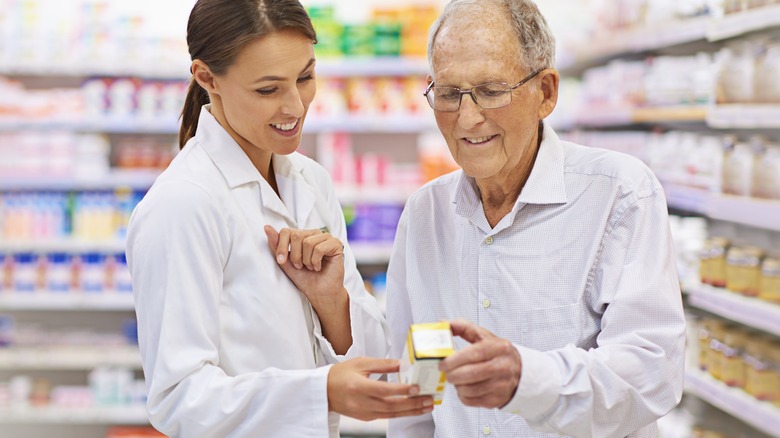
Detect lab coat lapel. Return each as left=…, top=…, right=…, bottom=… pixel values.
left=273, top=155, right=316, bottom=229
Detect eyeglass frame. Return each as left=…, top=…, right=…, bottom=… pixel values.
left=423, top=68, right=545, bottom=112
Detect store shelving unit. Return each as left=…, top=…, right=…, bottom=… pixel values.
left=0, top=57, right=430, bottom=81
left=687, top=284, right=780, bottom=337
left=0, top=406, right=149, bottom=425
left=0, top=171, right=161, bottom=192
left=684, top=369, right=780, bottom=438
left=559, top=4, right=780, bottom=71
left=0, top=114, right=437, bottom=135
left=662, top=183, right=780, bottom=232
left=576, top=104, right=780, bottom=130
left=0, top=346, right=141, bottom=370
left=0, top=293, right=135, bottom=311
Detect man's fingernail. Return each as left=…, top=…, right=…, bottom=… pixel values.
left=409, top=386, right=419, bottom=396
left=277, top=254, right=284, bottom=264
left=294, top=263, right=303, bottom=269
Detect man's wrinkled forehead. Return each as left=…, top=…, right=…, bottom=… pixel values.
left=432, top=9, right=522, bottom=66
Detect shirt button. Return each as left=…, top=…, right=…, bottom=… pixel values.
left=482, top=298, right=491, bottom=309
left=485, top=236, right=494, bottom=245
left=483, top=425, right=492, bottom=435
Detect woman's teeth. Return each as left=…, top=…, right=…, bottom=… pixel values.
left=272, top=121, right=298, bottom=131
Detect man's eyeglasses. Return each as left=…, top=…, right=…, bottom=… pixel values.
left=423, top=69, right=544, bottom=112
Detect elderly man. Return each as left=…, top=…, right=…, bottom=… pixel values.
left=386, top=0, right=686, bottom=437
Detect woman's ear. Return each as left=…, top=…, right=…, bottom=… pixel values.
left=537, top=68, right=560, bottom=120
left=192, top=60, right=218, bottom=95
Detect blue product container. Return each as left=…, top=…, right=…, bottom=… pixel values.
left=12, top=253, right=38, bottom=292
left=0, top=253, right=5, bottom=291
left=46, top=252, right=73, bottom=292
left=80, top=252, right=107, bottom=293
left=113, top=253, right=133, bottom=293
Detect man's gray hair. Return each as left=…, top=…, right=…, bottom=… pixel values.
left=427, top=0, right=556, bottom=74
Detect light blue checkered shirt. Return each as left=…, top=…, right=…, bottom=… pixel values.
left=386, top=122, right=686, bottom=438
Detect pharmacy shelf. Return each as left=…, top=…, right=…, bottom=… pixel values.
left=0, top=346, right=140, bottom=370
left=306, top=114, right=437, bottom=133
left=1, top=57, right=429, bottom=80
left=0, top=114, right=436, bottom=134
left=350, top=243, right=394, bottom=265
left=708, top=4, right=780, bottom=42
left=662, top=184, right=710, bottom=215
left=0, top=239, right=391, bottom=265
left=340, top=417, right=387, bottom=436
left=661, top=183, right=780, bottom=232
left=0, top=170, right=160, bottom=191
left=707, top=104, right=780, bottom=129
left=576, top=105, right=707, bottom=127
left=687, top=284, right=780, bottom=337
left=0, top=117, right=179, bottom=134
left=558, top=15, right=710, bottom=71
left=684, top=369, right=780, bottom=438
left=559, top=5, right=780, bottom=71
left=0, top=293, right=135, bottom=311
left=708, top=194, right=780, bottom=232
left=316, top=57, right=429, bottom=77
left=337, top=185, right=416, bottom=205
left=0, top=239, right=126, bottom=254
left=0, top=405, right=148, bottom=425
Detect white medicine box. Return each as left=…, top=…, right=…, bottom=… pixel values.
left=399, top=322, right=455, bottom=405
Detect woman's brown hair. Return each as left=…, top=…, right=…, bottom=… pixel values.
left=179, top=0, right=317, bottom=149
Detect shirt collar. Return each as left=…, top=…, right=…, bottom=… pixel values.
left=454, top=120, right=568, bottom=216
left=518, top=121, right=568, bottom=205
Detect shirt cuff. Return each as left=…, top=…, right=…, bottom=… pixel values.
left=500, top=345, right=562, bottom=418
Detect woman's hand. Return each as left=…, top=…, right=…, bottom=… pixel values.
left=264, top=225, right=346, bottom=310
left=264, top=225, right=352, bottom=354
left=328, top=358, right=434, bottom=420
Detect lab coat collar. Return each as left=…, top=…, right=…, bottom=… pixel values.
left=195, top=105, right=315, bottom=227
left=195, top=105, right=265, bottom=189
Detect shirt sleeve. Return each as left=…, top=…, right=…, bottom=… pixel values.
left=385, top=208, right=437, bottom=437
left=310, top=168, right=389, bottom=363
left=127, top=181, right=331, bottom=438
left=500, top=188, right=686, bottom=438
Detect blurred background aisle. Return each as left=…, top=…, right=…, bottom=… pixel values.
left=0, top=0, right=779, bottom=437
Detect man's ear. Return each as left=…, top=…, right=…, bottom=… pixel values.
left=426, top=73, right=433, bottom=86
left=537, top=68, right=559, bottom=120
left=192, top=60, right=218, bottom=95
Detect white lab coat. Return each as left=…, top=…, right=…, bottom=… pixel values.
left=127, top=106, right=388, bottom=438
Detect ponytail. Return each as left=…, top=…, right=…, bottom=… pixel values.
left=178, top=78, right=210, bottom=150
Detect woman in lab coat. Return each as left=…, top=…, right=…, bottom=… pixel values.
left=126, top=1, right=433, bottom=436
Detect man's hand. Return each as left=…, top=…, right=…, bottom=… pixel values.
left=439, top=320, right=522, bottom=409
left=328, top=358, right=434, bottom=420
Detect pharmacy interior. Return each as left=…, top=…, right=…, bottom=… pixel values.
left=0, top=0, right=779, bottom=437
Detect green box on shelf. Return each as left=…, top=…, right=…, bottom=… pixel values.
left=341, top=24, right=375, bottom=56
left=373, top=23, right=402, bottom=57
left=307, top=5, right=335, bottom=21
left=313, top=19, right=344, bottom=57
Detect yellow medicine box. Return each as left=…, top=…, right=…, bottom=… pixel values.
left=399, top=322, right=455, bottom=405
